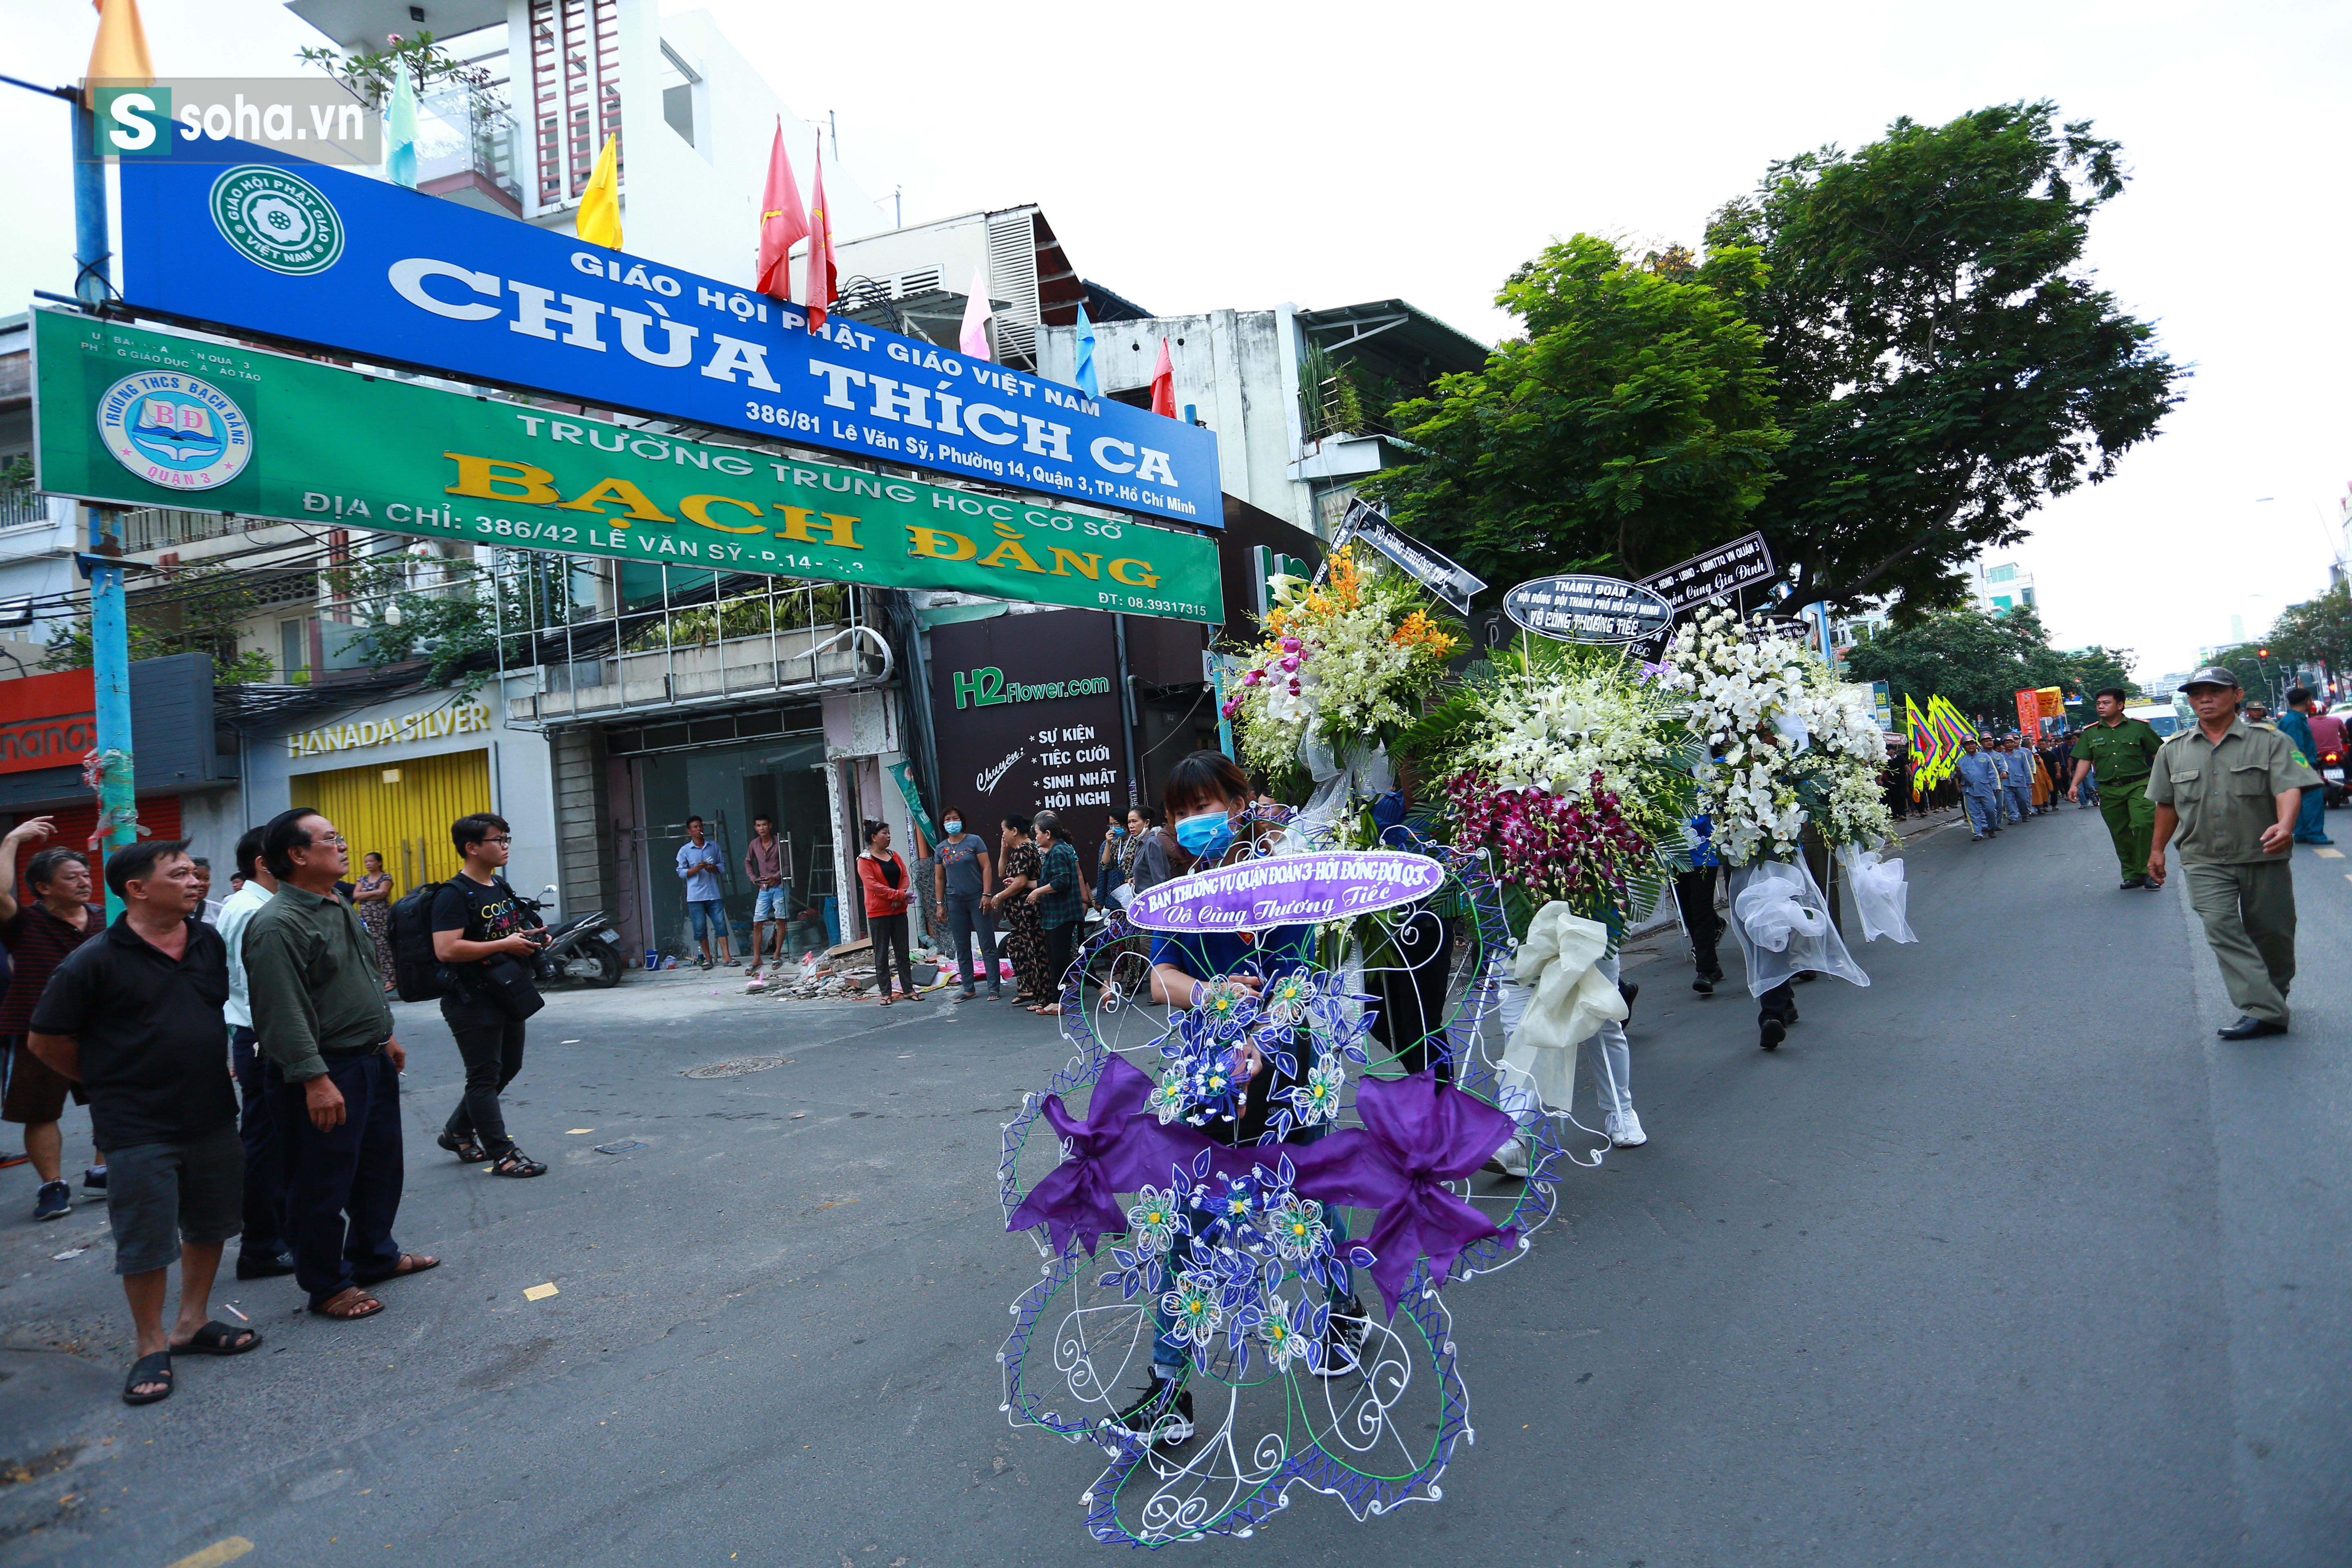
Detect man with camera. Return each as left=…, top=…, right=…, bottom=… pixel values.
left=431, top=813, right=548, bottom=1179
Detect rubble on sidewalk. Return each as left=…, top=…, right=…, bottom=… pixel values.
left=744, top=940, right=948, bottom=1000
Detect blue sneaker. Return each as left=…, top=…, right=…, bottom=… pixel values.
left=33, top=1180, right=71, bottom=1221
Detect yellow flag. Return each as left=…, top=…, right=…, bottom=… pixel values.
left=577, top=134, right=622, bottom=249
left=84, top=0, right=155, bottom=106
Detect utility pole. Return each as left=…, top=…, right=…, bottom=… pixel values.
left=70, top=98, right=136, bottom=915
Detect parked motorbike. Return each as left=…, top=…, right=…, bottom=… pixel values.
left=525, top=885, right=624, bottom=988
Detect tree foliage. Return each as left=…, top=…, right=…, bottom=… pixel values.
left=1368, top=103, right=2184, bottom=618
left=1708, top=100, right=2186, bottom=613
left=1843, top=605, right=2137, bottom=726
left=42, top=566, right=276, bottom=684
left=1360, top=235, right=1787, bottom=590
left=2262, top=584, right=2352, bottom=677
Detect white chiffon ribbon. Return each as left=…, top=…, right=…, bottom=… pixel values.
left=1499, top=902, right=1626, bottom=1115
left=1837, top=845, right=1918, bottom=944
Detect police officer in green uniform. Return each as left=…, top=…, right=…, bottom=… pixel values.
left=2145, top=666, right=2319, bottom=1039
left=2068, top=686, right=2166, bottom=889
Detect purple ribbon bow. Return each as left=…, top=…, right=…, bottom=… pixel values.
left=1289, top=1070, right=1516, bottom=1318
left=1007, top=1053, right=1213, bottom=1257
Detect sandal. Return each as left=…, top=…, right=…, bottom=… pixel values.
left=310, top=1286, right=384, bottom=1320
left=437, top=1130, right=486, bottom=1163
left=122, top=1350, right=174, bottom=1404
left=354, top=1253, right=441, bottom=1285
left=172, top=1320, right=262, bottom=1356
left=490, top=1148, right=547, bottom=1178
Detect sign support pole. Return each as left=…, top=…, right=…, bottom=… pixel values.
left=71, top=101, right=136, bottom=914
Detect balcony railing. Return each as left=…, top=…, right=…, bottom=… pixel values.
left=0, top=492, right=49, bottom=531
left=416, top=87, right=522, bottom=214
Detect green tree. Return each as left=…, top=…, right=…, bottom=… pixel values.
left=41, top=566, right=276, bottom=683
left=1706, top=101, right=2185, bottom=613
left=2265, top=584, right=2352, bottom=675
left=1844, top=604, right=2118, bottom=727
left=1361, top=235, right=1787, bottom=589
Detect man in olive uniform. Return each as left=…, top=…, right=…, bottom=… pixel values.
left=2146, top=667, right=2319, bottom=1039
left=2069, top=686, right=2165, bottom=889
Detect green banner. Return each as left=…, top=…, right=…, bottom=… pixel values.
left=30, top=308, right=1225, bottom=625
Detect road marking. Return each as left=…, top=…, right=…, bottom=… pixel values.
left=565, top=1128, right=595, bottom=1134
left=523, top=1283, right=559, bottom=1301
left=2317, top=848, right=2344, bottom=859
left=166, top=1541, right=255, bottom=1568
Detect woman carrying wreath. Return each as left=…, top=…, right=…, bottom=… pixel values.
left=1107, top=750, right=1367, bottom=1448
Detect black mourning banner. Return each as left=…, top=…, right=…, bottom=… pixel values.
left=1333, top=500, right=1486, bottom=615
left=1635, top=532, right=1778, bottom=613
left=1502, top=575, right=1676, bottom=647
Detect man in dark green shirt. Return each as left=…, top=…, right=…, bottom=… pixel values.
left=2069, top=686, right=2167, bottom=889
left=244, top=808, right=435, bottom=1320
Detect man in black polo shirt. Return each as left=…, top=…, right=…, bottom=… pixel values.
left=28, top=840, right=259, bottom=1405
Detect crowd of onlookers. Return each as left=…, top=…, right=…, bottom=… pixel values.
left=1, top=806, right=552, bottom=1405
left=856, top=804, right=1186, bottom=1014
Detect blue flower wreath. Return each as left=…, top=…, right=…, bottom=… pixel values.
left=1145, top=964, right=1378, bottom=1140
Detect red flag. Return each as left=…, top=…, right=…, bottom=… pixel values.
left=754, top=119, right=808, bottom=303
left=803, top=143, right=839, bottom=332
left=1149, top=339, right=1176, bottom=419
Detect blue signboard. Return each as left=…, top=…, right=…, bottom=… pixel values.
left=114, top=145, right=1221, bottom=528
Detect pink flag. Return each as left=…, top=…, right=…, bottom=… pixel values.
left=754, top=119, right=808, bottom=303
left=1149, top=340, right=1177, bottom=419
left=958, top=266, right=993, bottom=361
left=804, top=143, right=838, bottom=332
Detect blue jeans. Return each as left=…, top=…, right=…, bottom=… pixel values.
left=687, top=899, right=724, bottom=942
left=944, top=894, right=999, bottom=993
left=1964, top=793, right=2001, bottom=836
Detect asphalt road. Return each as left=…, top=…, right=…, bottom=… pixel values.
left=2, top=804, right=2346, bottom=1567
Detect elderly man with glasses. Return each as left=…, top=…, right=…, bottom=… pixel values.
left=243, top=808, right=437, bottom=1321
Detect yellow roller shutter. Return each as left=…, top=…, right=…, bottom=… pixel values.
left=291, top=746, right=493, bottom=896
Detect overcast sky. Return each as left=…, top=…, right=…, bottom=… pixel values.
left=6, top=0, right=2345, bottom=679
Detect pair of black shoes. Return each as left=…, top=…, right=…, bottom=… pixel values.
left=2120, top=874, right=2150, bottom=890
left=2217, top=1015, right=2286, bottom=1040
left=1692, top=968, right=1724, bottom=996
left=236, top=1248, right=296, bottom=1280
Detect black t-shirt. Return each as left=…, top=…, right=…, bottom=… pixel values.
left=431, top=875, right=542, bottom=1001
left=28, top=916, right=235, bottom=1149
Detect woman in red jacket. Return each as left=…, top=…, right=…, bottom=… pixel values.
left=856, top=821, right=917, bottom=1004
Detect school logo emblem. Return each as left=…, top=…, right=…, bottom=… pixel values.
left=95, top=372, right=253, bottom=491
left=208, top=165, right=345, bottom=276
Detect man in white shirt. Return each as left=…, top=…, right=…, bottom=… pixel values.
left=217, top=826, right=292, bottom=1280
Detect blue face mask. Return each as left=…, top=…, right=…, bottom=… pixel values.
left=1110, top=824, right=1127, bottom=838
left=943, top=821, right=962, bottom=836
left=1174, top=810, right=1235, bottom=858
